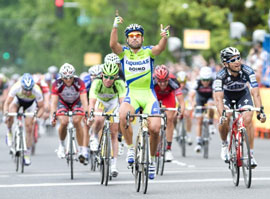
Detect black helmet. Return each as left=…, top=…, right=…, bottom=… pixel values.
left=220, top=47, right=240, bottom=63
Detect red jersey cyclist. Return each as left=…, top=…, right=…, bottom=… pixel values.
left=50, top=63, right=89, bottom=163
left=153, top=65, right=185, bottom=161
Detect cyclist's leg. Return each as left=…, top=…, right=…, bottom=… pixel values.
left=119, top=90, right=137, bottom=146
left=5, top=102, right=18, bottom=147
left=237, top=91, right=254, bottom=149
left=143, top=90, right=161, bottom=157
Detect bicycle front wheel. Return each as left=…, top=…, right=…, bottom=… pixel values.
left=69, top=130, right=74, bottom=180
left=202, top=123, right=209, bottom=159
left=229, top=132, right=239, bottom=186
left=20, top=132, right=24, bottom=173
left=134, top=135, right=141, bottom=192
left=180, top=120, right=186, bottom=157
left=160, top=129, right=166, bottom=176
left=142, top=133, right=149, bottom=194
left=104, top=131, right=111, bottom=186
left=241, top=128, right=252, bottom=188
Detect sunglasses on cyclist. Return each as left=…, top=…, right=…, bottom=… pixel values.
left=128, top=33, right=142, bottom=39
left=226, top=56, right=241, bottom=63
left=22, top=88, right=32, bottom=92
left=63, top=76, right=74, bottom=80
left=157, top=79, right=168, bottom=83
left=201, top=79, right=211, bottom=82
left=103, top=75, right=115, bottom=80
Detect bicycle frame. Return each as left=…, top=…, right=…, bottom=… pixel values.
left=224, top=105, right=260, bottom=188
left=91, top=111, right=118, bottom=186
left=56, top=110, right=85, bottom=180
left=8, top=112, right=35, bottom=173
left=126, top=111, right=162, bottom=194
left=229, top=112, right=245, bottom=167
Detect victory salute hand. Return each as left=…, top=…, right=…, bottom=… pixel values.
left=113, top=10, right=124, bottom=28
left=160, top=24, right=170, bottom=38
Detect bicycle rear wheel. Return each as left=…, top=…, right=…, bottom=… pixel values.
left=142, top=133, right=149, bottom=194
left=134, top=135, right=141, bottom=192
left=241, top=128, right=252, bottom=188
left=229, top=132, right=239, bottom=186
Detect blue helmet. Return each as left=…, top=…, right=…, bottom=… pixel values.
left=21, top=73, right=34, bottom=91
left=125, top=24, right=144, bottom=37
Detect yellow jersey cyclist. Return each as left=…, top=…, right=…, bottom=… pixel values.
left=110, top=13, right=169, bottom=179
left=215, top=47, right=266, bottom=167
left=4, top=73, right=44, bottom=166
left=88, top=62, right=126, bottom=177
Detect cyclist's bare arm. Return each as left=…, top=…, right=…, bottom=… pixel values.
left=215, top=91, right=224, bottom=117
left=250, top=87, right=263, bottom=109
left=151, top=24, right=169, bottom=56
left=36, top=101, right=44, bottom=118
left=119, top=97, right=124, bottom=104
left=44, top=93, right=50, bottom=112
left=110, top=28, right=123, bottom=55
left=3, top=95, right=14, bottom=113
left=80, top=93, right=88, bottom=113
left=89, top=98, right=97, bottom=111
left=189, top=90, right=196, bottom=108
left=176, top=94, right=185, bottom=115
left=50, top=94, right=58, bottom=116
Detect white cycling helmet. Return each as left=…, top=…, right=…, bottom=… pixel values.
left=176, top=71, right=187, bottom=83
left=48, top=65, right=58, bottom=74
left=88, top=64, right=103, bottom=76
left=59, top=63, right=75, bottom=78
left=199, top=67, right=212, bottom=80
left=104, top=53, right=120, bottom=64
left=44, top=73, right=51, bottom=81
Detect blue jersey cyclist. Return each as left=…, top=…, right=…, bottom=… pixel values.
left=110, top=12, right=169, bottom=179
left=214, top=47, right=266, bottom=168
left=83, top=64, right=103, bottom=95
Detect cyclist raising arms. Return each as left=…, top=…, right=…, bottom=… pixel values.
left=4, top=73, right=44, bottom=165
left=110, top=12, right=169, bottom=179
left=50, top=63, right=89, bottom=162
left=88, top=62, right=126, bottom=177
left=215, top=47, right=266, bottom=167
left=153, top=65, right=185, bottom=161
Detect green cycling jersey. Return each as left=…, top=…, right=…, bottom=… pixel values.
left=89, top=79, right=126, bottom=102
left=118, top=46, right=155, bottom=90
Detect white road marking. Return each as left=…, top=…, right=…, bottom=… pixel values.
left=1, top=177, right=270, bottom=188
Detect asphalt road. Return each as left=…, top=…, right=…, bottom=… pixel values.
left=1, top=122, right=270, bottom=199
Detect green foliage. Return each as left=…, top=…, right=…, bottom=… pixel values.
left=0, top=0, right=269, bottom=74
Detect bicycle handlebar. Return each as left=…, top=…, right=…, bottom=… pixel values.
left=195, top=105, right=217, bottom=110
left=222, top=107, right=261, bottom=117
left=7, top=112, right=35, bottom=117
left=125, top=111, right=164, bottom=129
left=160, top=107, right=180, bottom=112
left=92, top=112, right=118, bottom=117
left=56, top=111, right=85, bottom=117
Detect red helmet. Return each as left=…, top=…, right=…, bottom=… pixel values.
left=155, top=65, right=169, bottom=80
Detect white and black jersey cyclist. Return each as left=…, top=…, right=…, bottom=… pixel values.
left=214, top=47, right=266, bottom=168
